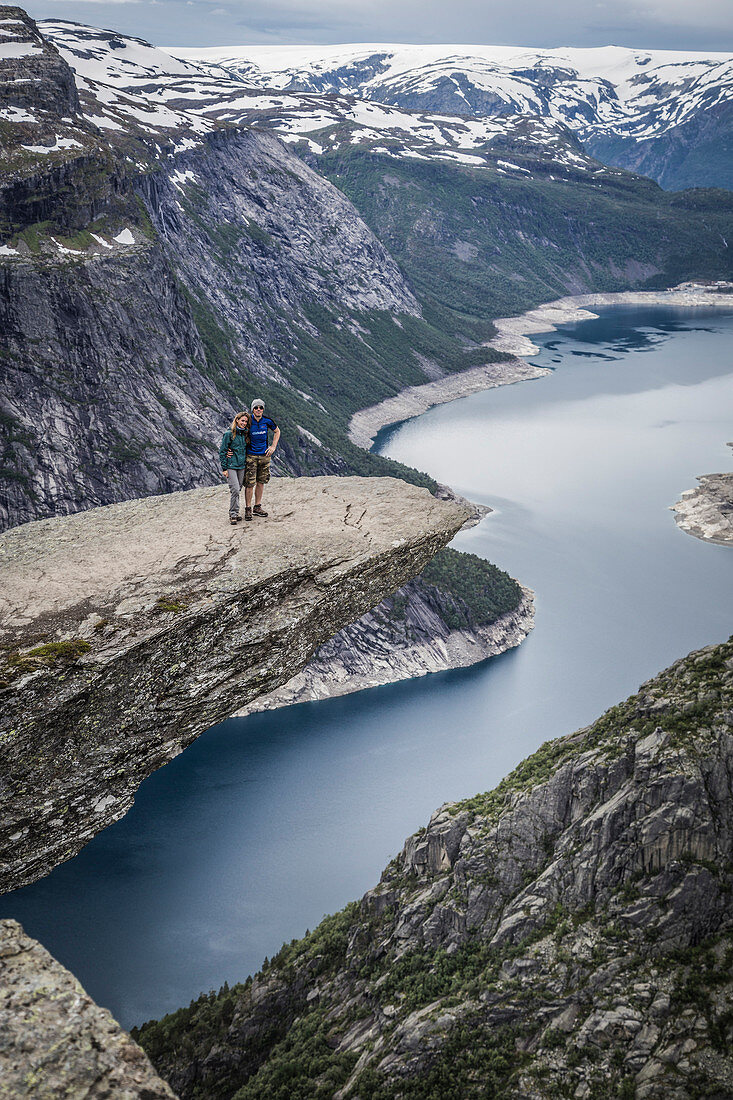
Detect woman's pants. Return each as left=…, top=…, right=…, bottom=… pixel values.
left=227, top=468, right=245, bottom=516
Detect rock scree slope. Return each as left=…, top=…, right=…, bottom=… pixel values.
left=0, top=476, right=469, bottom=894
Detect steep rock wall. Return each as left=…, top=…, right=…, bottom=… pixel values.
left=0, top=918, right=176, bottom=1100
left=240, top=580, right=534, bottom=714
left=138, top=637, right=733, bottom=1100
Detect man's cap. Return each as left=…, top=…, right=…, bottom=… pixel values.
left=251, top=398, right=265, bottom=410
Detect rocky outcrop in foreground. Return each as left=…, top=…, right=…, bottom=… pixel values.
left=138, top=636, right=733, bottom=1100
left=672, top=468, right=733, bottom=546
left=0, top=476, right=468, bottom=894
left=0, top=919, right=175, bottom=1100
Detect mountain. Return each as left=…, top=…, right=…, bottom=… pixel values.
left=135, top=636, right=733, bottom=1100
left=167, top=42, right=733, bottom=191
left=2, top=14, right=733, bottom=529
left=0, top=7, right=454, bottom=530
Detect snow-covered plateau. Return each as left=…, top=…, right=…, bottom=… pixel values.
left=35, top=21, right=733, bottom=188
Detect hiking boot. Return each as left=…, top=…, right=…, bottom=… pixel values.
left=235, top=514, right=243, bottom=522
left=229, top=516, right=238, bottom=525
left=245, top=506, right=253, bottom=521
left=253, top=505, right=268, bottom=517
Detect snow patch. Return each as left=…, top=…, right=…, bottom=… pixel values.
left=0, top=41, right=42, bottom=58
left=0, top=106, right=36, bottom=123
left=21, top=137, right=84, bottom=154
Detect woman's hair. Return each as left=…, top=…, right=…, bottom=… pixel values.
left=230, top=411, right=249, bottom=440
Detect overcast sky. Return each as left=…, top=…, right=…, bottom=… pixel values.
left=28, top=0, right=733, bottom=51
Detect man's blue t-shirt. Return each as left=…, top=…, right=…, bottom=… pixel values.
left=248, top=416, right=277, bottom=456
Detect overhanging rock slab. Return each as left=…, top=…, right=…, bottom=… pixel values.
left=0, top=476, right=469, bottom=893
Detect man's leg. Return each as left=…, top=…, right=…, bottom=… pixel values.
left=252, top=457, right=270, bottom=516
left=244, top=458, right=255, bottom=519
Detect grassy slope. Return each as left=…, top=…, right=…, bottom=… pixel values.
left=315, top=149, right=733, bottom=332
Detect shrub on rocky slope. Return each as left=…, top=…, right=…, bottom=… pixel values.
left=136, top=637, right=733, bottom=1100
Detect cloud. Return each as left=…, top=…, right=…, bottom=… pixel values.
left=26, top=0, right=733, bottom=48
left=42, top=0, right=142, bottom=5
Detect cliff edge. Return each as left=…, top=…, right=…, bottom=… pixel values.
left=0, top=918, right=176, bottom=1100
left=0, top=476, right=469, bottom=894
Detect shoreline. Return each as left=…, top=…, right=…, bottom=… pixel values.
left=349, top=282, right=733, bottom=449
left=671, top=466, right=733, bottom=548
left=260, top=282, right=732, bottom=711
left=238, top=586, right=535, bottom=716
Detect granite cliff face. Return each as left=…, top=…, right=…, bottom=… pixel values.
left=137, top=637, right=733, bottom=1100
left=0, top=476, right=468, bottom=894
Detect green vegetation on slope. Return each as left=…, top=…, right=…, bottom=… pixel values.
left=420, top=547, right=523, bottom=628
left=136, top=637, right=733, bottom=1100
left=317, top=150, right=733, bottom=334
left=185, top=287, right=439, bottom=491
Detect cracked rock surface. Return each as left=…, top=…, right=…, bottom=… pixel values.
left=0, top=475, right=468, bottom=893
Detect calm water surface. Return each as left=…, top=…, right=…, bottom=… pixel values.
left=2, top=305, right=732, bottom=1028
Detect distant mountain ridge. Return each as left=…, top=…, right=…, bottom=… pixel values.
left=2, top=9, right=733, bottom=536
left=167, top=41, right=733, bottom=190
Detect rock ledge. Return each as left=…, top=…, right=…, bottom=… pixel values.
left=0, top=476, right=468, bottom=893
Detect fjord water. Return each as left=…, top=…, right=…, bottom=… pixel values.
left=2, top=306, right=732, bottom=1029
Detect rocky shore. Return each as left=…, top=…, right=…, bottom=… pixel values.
left=487, top=282, right=733, bottom=357
left=348, top=358, right=548, bottom=449
left=348, top=282, right=733, bottom=449
left=672, top=467, right=733, bottom=546
left=240, top=584, right=534, bottom=715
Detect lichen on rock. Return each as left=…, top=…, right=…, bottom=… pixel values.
left=0, top=918, right=176, bottom=1100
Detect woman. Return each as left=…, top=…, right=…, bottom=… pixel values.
left=219, top=411, right=250, bottom=524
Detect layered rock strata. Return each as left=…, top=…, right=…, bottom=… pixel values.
left=240, top=583, right=534, bottom=714
left=138, top=637, right=733, bottom=1100
left=0, top=476, right=468, bottom=894
left=672, top=469, right=733, bottom=546
left=0, top=919, right=176, bottom=1099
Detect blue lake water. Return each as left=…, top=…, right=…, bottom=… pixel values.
left=2, top=305, right=732, bottom=1030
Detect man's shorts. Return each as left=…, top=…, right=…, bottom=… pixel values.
left=244, top=455, right=271, bottom=488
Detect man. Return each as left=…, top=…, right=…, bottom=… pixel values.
left=244, top=398, right=280, bottom=520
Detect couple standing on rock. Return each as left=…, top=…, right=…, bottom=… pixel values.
left=220, top=399, right=280, bottom=525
